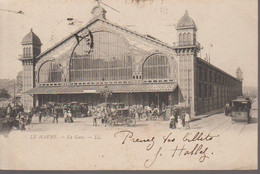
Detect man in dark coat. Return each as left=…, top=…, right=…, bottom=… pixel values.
left=53, top=107, right=59, bottom=123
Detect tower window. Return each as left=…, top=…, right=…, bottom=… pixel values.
left=187, top=32, right=192, bottom=45
left=179, top=33, right=183, bottom=46
left=183, top=33, right=187, bottom=46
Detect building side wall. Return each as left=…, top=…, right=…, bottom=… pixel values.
left=194, top=58, right=242, bottom=115
left=177, top=51, right=194, bottom=107
left=22, top=60, right=34, bottom=111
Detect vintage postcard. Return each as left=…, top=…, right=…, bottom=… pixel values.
left=0, top=0, right=258, bottom=170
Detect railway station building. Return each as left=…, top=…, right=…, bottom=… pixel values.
left=20, top=5, right=242, bottom=115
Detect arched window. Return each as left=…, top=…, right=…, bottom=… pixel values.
left=39, top=61, right=62, bottom=83
left=28, top=47, right=31, bottom=55
left=23, top=48, right=26, bottom=55
left=179, top=33, right=183, bottom=46
left=70, top=31, right=132, bottom=82
left=183, top=33, right=187, bottom=46
left=187, top=33, right=192, bottom=45
left=142, top=53, right=170, bottom=79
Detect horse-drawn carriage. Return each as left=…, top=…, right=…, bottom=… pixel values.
left=107, top=103, right=125, bottom=109
left=108, top=108, right=136, bottom=127
left=68, top=102, right=88, bottom=117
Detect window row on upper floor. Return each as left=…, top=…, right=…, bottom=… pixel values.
left=197, top=65, right=241, bottom=87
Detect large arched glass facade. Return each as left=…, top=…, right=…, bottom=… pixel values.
left=70, top=31, right=132, bottom=82
left=39, top=61, right=62, bottom=83
left=142, top=53, right=170, bottom=79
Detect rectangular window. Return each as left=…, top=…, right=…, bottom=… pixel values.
left=205, top=84, right=207, bottom=98
left=209, top=71, right=212, bottom=82
left=198, top=67, right=202, bottom=81
left=199, top=83, right=202, bottom=98
left=205, top=69, right=208, bottom=81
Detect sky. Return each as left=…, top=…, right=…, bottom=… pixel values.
left=0, top=0, right=258, bottom=87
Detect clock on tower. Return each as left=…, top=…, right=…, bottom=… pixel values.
left=91, top=5, right=106, bottom=20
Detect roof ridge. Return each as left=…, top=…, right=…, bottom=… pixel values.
left=36, top=18, right=174, bottom=60
left=101, top=19, right=173, bottom=49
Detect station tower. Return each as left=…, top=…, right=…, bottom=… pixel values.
left=20, top=29, right=42, bottom=111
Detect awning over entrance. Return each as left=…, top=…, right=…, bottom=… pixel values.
left=24, top=83, right=177, bottom=94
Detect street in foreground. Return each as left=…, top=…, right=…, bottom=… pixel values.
left=0, top=107, right=257, bottom=170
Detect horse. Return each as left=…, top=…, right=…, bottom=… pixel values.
left=92, top=111, right=104, bottom=126
left=92, top=108, right=110, bottom=126
left=14, top=112, right=32, bottom=131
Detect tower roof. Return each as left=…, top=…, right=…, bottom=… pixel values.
left=236, top=67, right=242, bottom=72
left=21, top=29, right=42, bottom=45
left=177, top=10, right=197, bottom=30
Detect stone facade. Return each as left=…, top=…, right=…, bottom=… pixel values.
left=20, top=5, right=242, bottom=115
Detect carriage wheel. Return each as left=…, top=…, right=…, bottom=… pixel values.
left=110, top=120, right=116, bottom=127
left=126, top=118, right=136, bottom=127
left=153, top=115, right=158, bottom=121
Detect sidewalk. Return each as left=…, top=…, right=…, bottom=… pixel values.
left=190, top=108, right=224, bottom=122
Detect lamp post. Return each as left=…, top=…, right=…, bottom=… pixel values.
left=100, top=84, right=112, bottom=106
left=184, top=95, right=187, bottom=108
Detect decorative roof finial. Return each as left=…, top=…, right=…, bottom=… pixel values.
left=30, top=28, right=33, bottom=32
left=185, top=9, right=189, bottom=16
left=96, top=0, right=100, bottom=6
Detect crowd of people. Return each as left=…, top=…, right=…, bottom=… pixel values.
left=1, top=100, right=192, bottom=130
left=0, top=100, right=32, bottom=130
left=89, top=104, right=165, bottom=126
left=169, top=108, right=191, bottom=130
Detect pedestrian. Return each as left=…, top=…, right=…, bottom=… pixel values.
left=169, top=115, right=176, bottom=129
left=185, top=112, right=190, bottom=129
left=180, top=111, right=185, bottom=127
left=6, top=103, right=13, bottom=118
left=53, top=108, right=59, bottom=123
left=177, top=116, right=183, bottom=129
left=39, top=111, right=42, bottom=123
left=64, top=110, right=68, bottom=122
left=67, top=110, right=73, bottom=123
left=224, top=103, right=231, bottom=116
